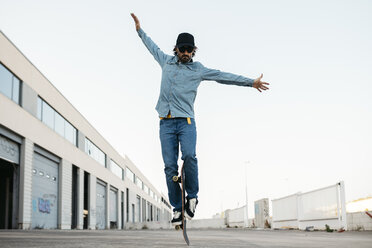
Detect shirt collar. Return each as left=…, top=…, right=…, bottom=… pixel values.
left=168, top=56, right=194, bottom=65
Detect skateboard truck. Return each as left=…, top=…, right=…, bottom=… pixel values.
left=172, top=175, right=182, bottom=183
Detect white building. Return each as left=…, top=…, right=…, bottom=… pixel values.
left=0, top=30, right=171, bottom=230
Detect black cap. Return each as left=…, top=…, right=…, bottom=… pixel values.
left=176, top=33, right=195, bottom=48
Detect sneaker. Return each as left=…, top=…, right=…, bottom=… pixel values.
left=171, top=211, right=182, bottom=226
left=185, top=198, right=198, bottom=220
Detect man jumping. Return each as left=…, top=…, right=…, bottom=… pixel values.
left=130, top=13, right=269, bottom=226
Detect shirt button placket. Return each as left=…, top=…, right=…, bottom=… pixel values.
left=168, top=66, right=175, bottom=116
left=169, top=65, right=178, bottom=116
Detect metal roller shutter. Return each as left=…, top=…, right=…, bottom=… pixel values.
left=109, top=188, right=117, bottom=224
left=31, top=152, right=59, bottom=229
left=96, top=181, right=106, bottom=229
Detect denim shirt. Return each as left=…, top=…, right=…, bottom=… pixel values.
left=137, top=28, right=254, bottom=118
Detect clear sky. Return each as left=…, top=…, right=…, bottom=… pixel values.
left=1, top=0, right=371, bottom=219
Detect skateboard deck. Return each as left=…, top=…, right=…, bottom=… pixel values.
left=172, top=164, right=190, bottom=246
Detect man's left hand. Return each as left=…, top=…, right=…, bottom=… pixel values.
left=253, top=73, right=269, bottom=92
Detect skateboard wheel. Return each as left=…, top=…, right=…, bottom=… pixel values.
left=175, top=225, right=181, bottom=230
left=172, top=175, right=179, bottom=182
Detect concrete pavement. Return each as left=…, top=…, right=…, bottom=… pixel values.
left=0, top=229, right=371, bottom=248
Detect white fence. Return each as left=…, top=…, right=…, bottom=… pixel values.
left=272, top=181, right=347, bottom=230
left=225, top=206, right=246, bottom=227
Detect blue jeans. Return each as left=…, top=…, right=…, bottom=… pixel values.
left=159, top=118, right=198, bottom=212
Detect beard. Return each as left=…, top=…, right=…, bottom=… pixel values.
left=179, top=54, right=191, bottom=63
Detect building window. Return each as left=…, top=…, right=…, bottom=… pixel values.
left=42, top=100, right=54, bottom=129
left=136, top=176, right=143, bottom=189
left=37, top=97, right=42, bottom=120
left=0, top=63, right=20, bottom=104
left=110, top=160, right=123, bottom=179
left=126, top=167, right=135, bottom=183
left=150, top=189, right=155, bottom=200
left=85, top=138, right=106, bottom=167
left=12, top=77, right=20, bottom=104
left=37, top=97, right=78, bottom=146
left=55, top=112, right=65, bottom=137
left=65, top=121, right=77, bottom=145
left=144, top=184, right=149, bottom=195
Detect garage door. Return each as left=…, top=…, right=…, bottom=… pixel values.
left=109, top=188, right=118, bottom=227
left=0, top=134, right=20, bottom=229
left=96, top=181, right=106, bottom=229
left=31, top=152, right=59, bottom=229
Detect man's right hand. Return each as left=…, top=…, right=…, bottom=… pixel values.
left=130, top=13, right=140, bottom=31
left=253, top=73, right=270, bottom=92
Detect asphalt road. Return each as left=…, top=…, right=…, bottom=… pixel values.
left=0, top=229, right=371, bottom=248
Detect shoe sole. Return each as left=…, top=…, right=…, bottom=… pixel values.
left=185, top=212, right=193, bottom=220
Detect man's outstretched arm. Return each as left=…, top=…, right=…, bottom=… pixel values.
left=130, top=13, right=169, bottom=67
left=201, top=67, right=269, bottom=92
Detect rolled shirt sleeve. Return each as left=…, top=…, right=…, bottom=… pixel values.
left=137, top=28, right=169, bottom=67
left=201, top=66, right=254, bottom=87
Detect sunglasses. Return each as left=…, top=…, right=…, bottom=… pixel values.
left=178, top=46, right=194, bottom=53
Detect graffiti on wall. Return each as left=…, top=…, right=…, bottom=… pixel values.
left=32, top=194, right=57, bottom=214
left=38, top=198, right=51, bottom=213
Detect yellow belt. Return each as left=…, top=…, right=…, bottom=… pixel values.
left=160, top=114, right=191, bottom=125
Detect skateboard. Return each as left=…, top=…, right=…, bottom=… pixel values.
left=172, top=164, right=190, bottom=246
